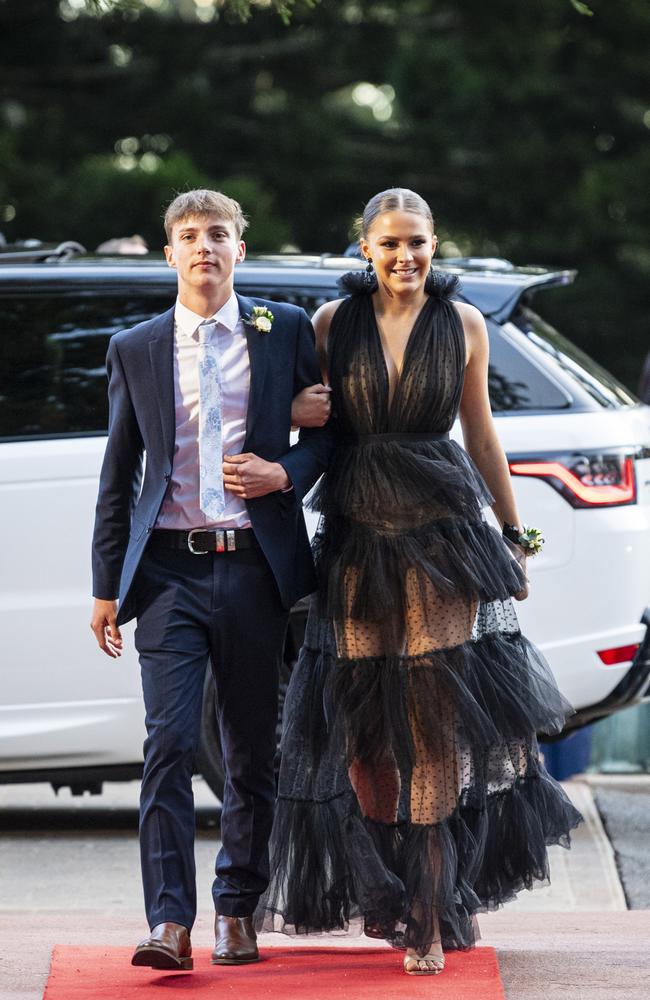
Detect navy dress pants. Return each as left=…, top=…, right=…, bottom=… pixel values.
left=133, top=540, right=289, bottom=931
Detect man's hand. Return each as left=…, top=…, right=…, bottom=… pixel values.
left=291, top=383, right=332, bottom=428
left=223, top=453, right=291, bottom=499
left=90, top=599, right=123, bottom=657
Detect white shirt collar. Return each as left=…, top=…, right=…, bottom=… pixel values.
left=174, top=292, right=240, bottom=342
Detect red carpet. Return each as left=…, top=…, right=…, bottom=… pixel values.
left=44, top=945, right=505, bottom=999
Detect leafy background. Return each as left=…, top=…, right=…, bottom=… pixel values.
left=1, top=0, right=648, bottom=390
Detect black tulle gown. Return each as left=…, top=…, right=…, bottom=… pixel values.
left=256, top=271, right=582, bottom=953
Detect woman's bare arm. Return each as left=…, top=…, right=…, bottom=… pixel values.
left=290, top=298, right=343, bottom=427
left=456, top=302, right=529, bottom=597
left=312, top=297, right=343, bottom=381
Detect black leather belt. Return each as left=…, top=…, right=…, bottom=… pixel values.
left=354, top=431, right=450, bottom=444
left=151, top=528, right=259, bottom=554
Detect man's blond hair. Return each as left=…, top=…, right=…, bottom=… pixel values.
left=163, top=189, right=249, bottom=242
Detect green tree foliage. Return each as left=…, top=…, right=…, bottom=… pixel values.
left=40, top=151, right=289, bottom=251
left=83, top=0, right=591, bottom=24
left=89, top=0, right=318, bottom=24
left=0, top=0, right=647, bottom=388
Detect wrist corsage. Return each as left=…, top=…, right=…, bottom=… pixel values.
left=245, top=305, right=274, bottom=334
left=502, top=522, right=545, bottom=557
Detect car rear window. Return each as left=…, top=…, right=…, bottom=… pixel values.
left=486, top=320, right=571, bottom=413
left=0, top=295, right=168, bottom=439
left=513, top=307, right=637, bottom=409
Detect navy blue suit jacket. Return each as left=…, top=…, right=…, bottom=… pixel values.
left=91, top=294, right=332, bottom=625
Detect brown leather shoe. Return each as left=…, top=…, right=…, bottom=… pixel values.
left=131, top=921, right=193, bottom=971
left=211, top=914, right=260, bottom=965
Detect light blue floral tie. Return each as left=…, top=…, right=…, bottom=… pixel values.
left=198, top=319, right=225, bottom=519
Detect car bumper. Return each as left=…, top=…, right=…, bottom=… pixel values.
left=558, top=606, right=650, bottom=734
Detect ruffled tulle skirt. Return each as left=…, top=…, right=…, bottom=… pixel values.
left=255, top=437, right=582, bottom=952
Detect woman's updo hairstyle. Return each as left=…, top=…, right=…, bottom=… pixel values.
left=355, top=187, right=435, bottom=240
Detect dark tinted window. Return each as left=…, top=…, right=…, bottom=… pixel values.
left=513, top=307, right=637, bottom=409
left=246, top=287, right=576, bottom=413
left=238, top=285, right=333, bottom=314
left=0, top=283, right=330, bottom=441
left=486, top=321, right=571, bottom=412
left=0, top=295, right=170, bottom=439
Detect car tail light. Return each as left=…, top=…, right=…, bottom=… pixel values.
left=597, top=643, right=640, bottom=666
left=509, top=449, right=637, bottom=508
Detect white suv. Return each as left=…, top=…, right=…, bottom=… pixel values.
left=0, top=250, right=648, bottom=799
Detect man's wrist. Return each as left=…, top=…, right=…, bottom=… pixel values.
left=274, top=462, right=292, bottom=491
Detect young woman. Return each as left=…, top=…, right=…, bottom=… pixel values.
left=259, top=188, right=581, bottom=975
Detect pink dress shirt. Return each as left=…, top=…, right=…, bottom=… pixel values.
left=156, top=293, right=252, bottom=530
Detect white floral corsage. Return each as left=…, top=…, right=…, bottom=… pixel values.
left=519, top=525, right=545, bottom=556
left=246, top=305, right=274, bottom=334
left=503, top=522, right=545, bottom=556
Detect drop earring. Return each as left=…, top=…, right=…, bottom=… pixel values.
left=363, top=256, right=375, bottom=288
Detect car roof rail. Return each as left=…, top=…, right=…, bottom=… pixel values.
left=0, top=240, right=87, bottom=264
left=439, top=256, right=515, bottom=270
left=319, top=253, right=364, bottom=268
left=43, top=241, right=87, bottom=261
left=248, top=252, right=366, bottom=270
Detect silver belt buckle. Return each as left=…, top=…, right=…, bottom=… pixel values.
left=215, top=530, right=226, bottom=553
left=187, top=528, right=208, bottom=555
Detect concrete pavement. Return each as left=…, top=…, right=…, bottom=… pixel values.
left=590, top=775, right=650, bottom=908
left=0, top=777, right=648, bottom=999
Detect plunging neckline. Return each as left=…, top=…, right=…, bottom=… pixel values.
left=370, top=295, right=433, bottom=413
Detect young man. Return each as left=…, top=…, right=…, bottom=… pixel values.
left=91, top=190, right=331, bottom=970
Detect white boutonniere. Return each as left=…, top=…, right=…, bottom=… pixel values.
left=246, top=305, right=274, bottom=334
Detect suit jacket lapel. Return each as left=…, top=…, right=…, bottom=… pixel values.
left=237, top=293, right=268, bottom=445
left=147, top=306, right=176, bottom=463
